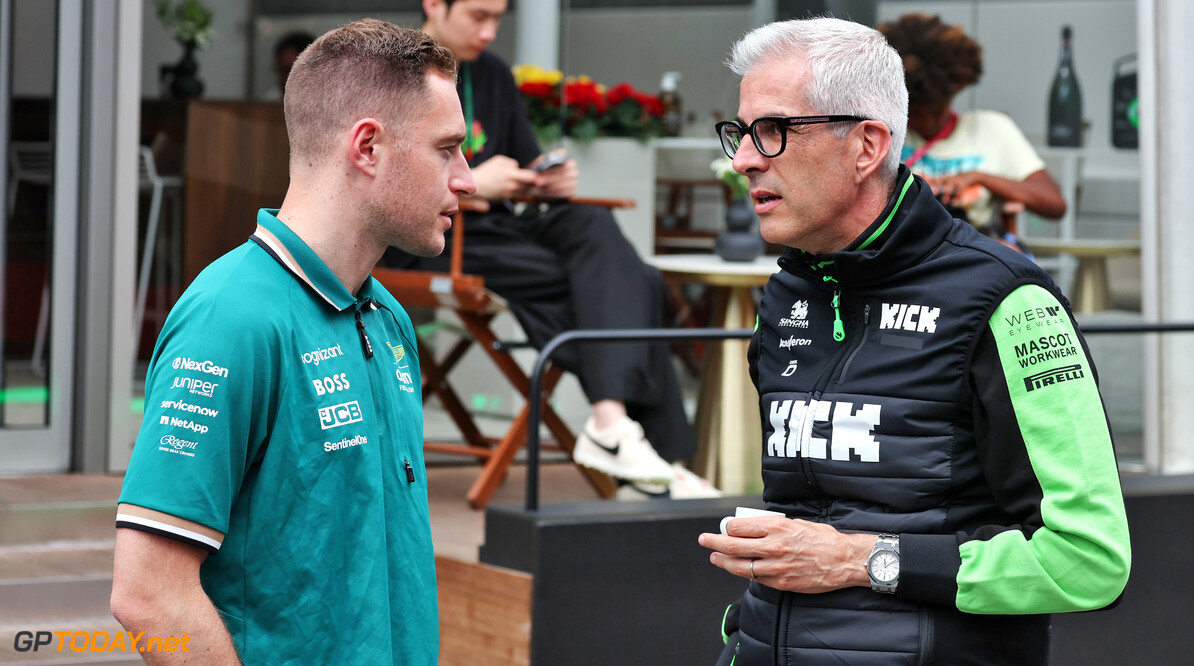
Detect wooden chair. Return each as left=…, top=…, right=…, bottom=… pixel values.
left=372, top=196, right=633, bottom=508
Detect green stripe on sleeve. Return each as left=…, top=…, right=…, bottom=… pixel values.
left=956, top=284, right=1130, bottom=614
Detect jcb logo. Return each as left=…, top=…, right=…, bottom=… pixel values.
left=318, top=400, right=363, bottom=430
left=766, top=398, right=882, bottom=462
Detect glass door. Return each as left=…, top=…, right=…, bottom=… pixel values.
left=0, top=0, right=80, bottom=472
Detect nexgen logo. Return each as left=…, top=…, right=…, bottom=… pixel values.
left=880, top=303, right=940, bottom=334
left=766, top=398, right=882, bottom=462
left=319, top=400, right=363, bottom=430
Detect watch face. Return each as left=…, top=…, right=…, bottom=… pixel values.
left=870, top=551, right=899, bottom=584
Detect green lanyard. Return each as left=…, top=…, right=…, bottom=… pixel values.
left=461, top=62, right=479, bottom=161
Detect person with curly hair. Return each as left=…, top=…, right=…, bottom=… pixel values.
left=878, top=13, right=1066, bottom=236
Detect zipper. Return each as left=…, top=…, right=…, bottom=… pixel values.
left=822, top=276, right=846, bottom=342
left=404, top=459, right=416, bottom=483
left=354, top=307, right=374, bottom=359
left=837, top=304, right=871, bottom=384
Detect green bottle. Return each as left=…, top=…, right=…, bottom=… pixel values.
left=1047, top=26, right=1083, bottom=147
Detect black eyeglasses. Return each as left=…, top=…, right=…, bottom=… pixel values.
left=715, top=115, right=870, bottom=158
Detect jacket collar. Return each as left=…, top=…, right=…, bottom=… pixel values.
left=779, top=166, right=955, bottom=284
left=250, top=209, right=366, bottom=312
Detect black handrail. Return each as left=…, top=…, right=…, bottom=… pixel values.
left=520, top=321, right=1194, bottom=511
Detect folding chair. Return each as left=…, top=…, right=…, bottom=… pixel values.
left=372, top=196, right=633, bottom=508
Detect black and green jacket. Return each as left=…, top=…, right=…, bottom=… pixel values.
left=730, top=168, right=1131, bottom=665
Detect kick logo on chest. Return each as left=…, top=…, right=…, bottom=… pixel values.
left=766, top=398, right=883, bottom=462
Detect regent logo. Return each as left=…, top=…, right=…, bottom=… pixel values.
left=779, top=336, right=812, bottom=349
left=781, top=360, right=798, bottom=377
left=171, top=357, right=229, bottom=378
left=385, top=341, right=406, bottom=365
left=301, top=343, right=344, bottom=366
left=318, top=400, right=364, bottom=430
left=879, top=303, right=940, bottom=334
left=1002, top=305, right=1065, bottom=336
left=779, top=300, right=811, bottom=328
left=159, top=416, right=209, bottom=434
left=170, top=376, right=219, bottom=398
left=157, top=435, right=199, bottom=458
left=324, top=434, right=368, bottom=452
left=312, top=372, right=351, bottom=396
left=1024, top=364, right=1085, bottom=392
left=767, top=398, right=882, bottom=462
left=1014, top=333, right=1079, bottom=368
left=160, top=399, right=219, bottom=418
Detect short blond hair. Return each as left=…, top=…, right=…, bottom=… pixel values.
left=283, top=19, right=458, bottom=164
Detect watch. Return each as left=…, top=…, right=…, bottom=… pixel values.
left=867, top=534, right=900, bottom=594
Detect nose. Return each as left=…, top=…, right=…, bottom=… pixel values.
left=731, top=133, right=767, bottom=175
left=479, top=20, right=499, bottom=45
left=453, top=152, right=477, bottom=197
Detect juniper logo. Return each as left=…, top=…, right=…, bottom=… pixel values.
left=301, top=344, right=344, bottom=366
left=779, top=300, right=811, bottom=328
left=879, top=303, right=940, bottom=334
left=170, top=376, right=219, bottom=398
left=1024, top=364, right=1085, bottom=392
left=171, top=357, right=229, bottom=378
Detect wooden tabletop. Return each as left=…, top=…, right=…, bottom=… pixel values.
left=1021, top=237, right=1142, bottom=257
left=649, top=253, right=780, bottom=287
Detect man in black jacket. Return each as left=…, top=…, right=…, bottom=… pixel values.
left=404, top=0, right=716, bottom=498
left=698, top=17, right=1129, bottom=664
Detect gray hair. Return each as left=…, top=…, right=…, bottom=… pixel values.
left=727, top=18, right=907, bottom=180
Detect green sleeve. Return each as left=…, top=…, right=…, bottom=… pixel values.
left=956, top=283, right=1130, bottom=614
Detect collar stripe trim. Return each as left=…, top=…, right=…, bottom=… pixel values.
left=856, top=172, right=915, bottom=252
left=250, top=226, right=341, bottom=310
left=115, top=513, right=222, bottom=553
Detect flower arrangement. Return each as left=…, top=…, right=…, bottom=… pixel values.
left=513, top=64, right=665, bottom=147
left=711, top=157, right=750, bottom=201
left=155, top=0, right=214, bottom=49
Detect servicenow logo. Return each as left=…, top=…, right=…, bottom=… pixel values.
left=171, top=357, right=229, bottom=378
left=301, top=344, right=344, bottom=366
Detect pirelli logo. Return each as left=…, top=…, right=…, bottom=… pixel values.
left=1023, top=364, right=1085, bottom=392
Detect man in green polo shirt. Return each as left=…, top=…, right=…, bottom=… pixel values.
left=110, top=21, right=475, bottom=665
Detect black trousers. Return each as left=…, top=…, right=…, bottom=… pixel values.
left=385, top=203, right=695, bottom=462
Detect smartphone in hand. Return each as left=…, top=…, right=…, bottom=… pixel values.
left=532, top=152, right=568, bottom=172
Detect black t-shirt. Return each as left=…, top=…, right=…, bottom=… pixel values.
left=459, top=50, right=542, bottom=168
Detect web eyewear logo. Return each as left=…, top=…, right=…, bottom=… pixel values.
left=1023, top=364, right=1085, bottom=392
left=12, top=630, right=190, bottom=654
left=779, top=300, right=811, bottom=328
left=879, top=303, right=940, bottom=334
left=170, top=357, right=229, bottom=378
left=1002, top=305, right=1065, bottom=335
left=318, top=400, right=364, bottom=430
left=301, top=344, right=344, bottom=366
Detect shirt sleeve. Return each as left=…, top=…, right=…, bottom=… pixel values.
left=900, top=283, right=1130, bottom=613
left=117, top=294, right=278, bottom=552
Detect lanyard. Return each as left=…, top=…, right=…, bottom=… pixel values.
left=461, top=62, right=479, bottom=162
left=904, top=111, right=957, bottom=168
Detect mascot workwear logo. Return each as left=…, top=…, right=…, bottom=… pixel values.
left=879, top=303, right=940, bottom=334
left=319, top=400, right=363, bottom=430
left=301, top=343, right=344, bottom=366
left=766, top=398, right=883, bottom=462
left=312, top=372, right=351, bottom=396
left=171, top=357, right=229, bottom=378
left=779, top=300, right=811, bottom=328
left=1024, top=364, right=1085, bottom=392
left=1014, top=333, right=1079, bottom=368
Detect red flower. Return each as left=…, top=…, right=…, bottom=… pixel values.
left=564, top=80, right=606, bottom=114
left=519, top=81, right=556, bottom=101
left=606, top=82, right=636, bottom=107
left=636, top=92, right=664, bottom=117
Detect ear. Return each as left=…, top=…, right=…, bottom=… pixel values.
left=423, top=0, right=445, bottom=21
left=854, top=121, right=892, bottom=184
left=347, top=118, right=384, bottom=178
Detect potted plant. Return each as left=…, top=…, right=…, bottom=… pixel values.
left=155, top=0, right=214, bottom=99
left=711, top=157, right=763, bottom=261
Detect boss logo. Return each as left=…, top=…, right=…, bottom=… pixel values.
left=318, top=400, right=363, bottom=430
left=312, top=372, right=351, bottom=396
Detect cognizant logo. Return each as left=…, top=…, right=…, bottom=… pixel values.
left=13, top=630, right=190, bottom=654
left=302, top=343, right=344, bottom=366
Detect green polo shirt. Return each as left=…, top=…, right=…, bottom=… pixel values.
left=118, top=209, right=437, bottom=665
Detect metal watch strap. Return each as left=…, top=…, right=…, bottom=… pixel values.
left=868, top=534, right=900, bottom=594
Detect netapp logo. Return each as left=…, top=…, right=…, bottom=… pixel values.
left=301, top=344, right=343, bottom=366
left=171, top=357, right=229, bottom=378
left=880, top=303, right=939, bottom=334
left=158, top=415, right=209, bottom=434
left=318, top=400, right=363, bottom=430
left=312, top=372, right=351, bottom=396
left=766, top=398, right=883, bottom=462
left=1023, top=365, right=1085, bottom=392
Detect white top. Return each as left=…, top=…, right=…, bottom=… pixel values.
left=903, top=110, right=1047, bottom=227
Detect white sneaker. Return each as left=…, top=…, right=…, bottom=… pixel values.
left=667, top=463, right=722, bottom=499
left=615, top=479, right=670, bottom=500
left=573, top=416, right=674, bottom=483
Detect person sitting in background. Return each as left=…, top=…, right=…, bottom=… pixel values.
left=877, top=13, right=1067, bottom=242
left=264, top=31, right=315, bottom=99
left=389, top=0, right=717, bottom=499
